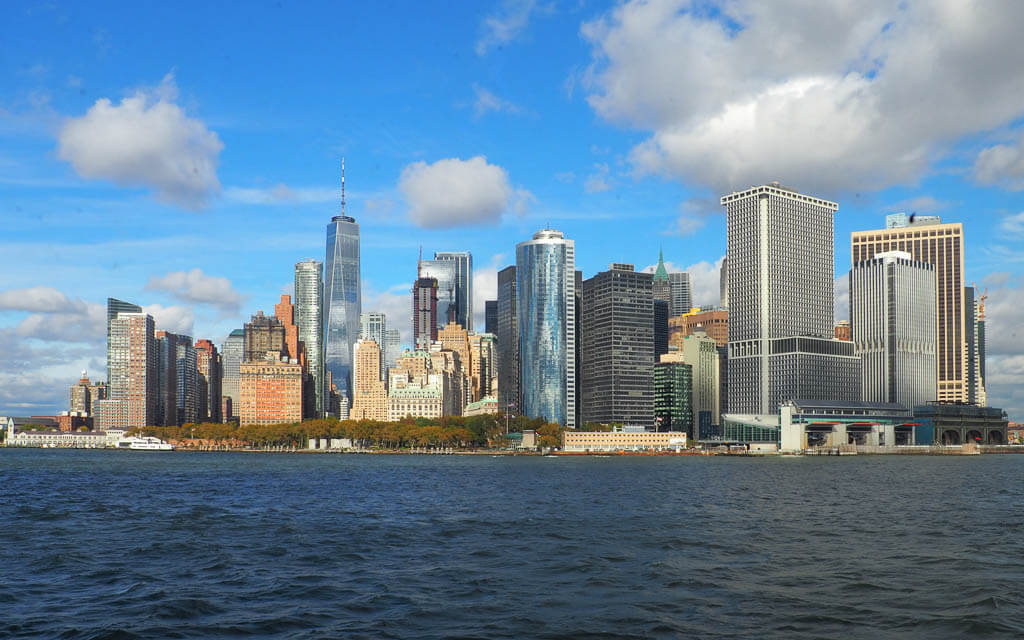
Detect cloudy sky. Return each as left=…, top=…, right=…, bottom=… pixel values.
left=3, top=1, right=1024, bottom=419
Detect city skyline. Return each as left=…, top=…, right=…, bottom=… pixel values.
left=3, top=2, right=1024, bottom=420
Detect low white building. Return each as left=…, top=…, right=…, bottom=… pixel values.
left=562, top=430, right=688, bottom=452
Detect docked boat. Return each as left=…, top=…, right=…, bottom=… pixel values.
left=116, top=436, right=174, bottom=451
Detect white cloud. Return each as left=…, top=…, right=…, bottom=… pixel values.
left=581, top=1, right=1024, bottom=196
left=664, top=215, right=704, bottom=236
left=999, top=212, right=1024, bottom=235
left=0, top=286, right=86, bottom=313
left=224, top=184, right=337, bottom=205
left=142, top=304, right=195, bottom=336
left=834, top=275, right=850, bottom=323
left=472, top=253, right=506, bottom=331
left=145, top=268, right=245, bottom=314
left=975, top=134, right=1024, bottom=191
left=363, top=282, right=413, bottom=348
left=473, top=85, right=521, bottom=117
left=583, top=163, right=613, bottom=193
left=57, top=73, right=223, bottom=209
left=399, top=156, right=530, bottom=228
left=476, top=0, right=537, bottom=56
left=642, top=255, right=723, bottom=307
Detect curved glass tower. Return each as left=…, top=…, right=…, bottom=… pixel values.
left=324, top=215, right=361, bottom=407
left=516, top=228, right=576, bottom=428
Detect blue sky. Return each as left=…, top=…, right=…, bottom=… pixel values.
left=3, top=0, right=1024, bottom=419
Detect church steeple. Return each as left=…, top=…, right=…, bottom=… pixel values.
left=653, top=247, right=669, bottom=281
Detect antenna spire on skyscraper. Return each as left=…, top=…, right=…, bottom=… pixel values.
left=341, top=157, right=347, bottom=216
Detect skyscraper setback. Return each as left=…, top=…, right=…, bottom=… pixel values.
left=516, top=228, right=576, bottom=428
left=723, top=183, right=860, bottom=414
left=324, top=160, right=361, bottom=408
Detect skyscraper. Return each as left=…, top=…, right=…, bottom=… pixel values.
left=195, top=339, right=221, bottom=423
left=419, top=259, right=457, bottom=328
left=360, top=312, right=387, bottom=379
left=324, top=160, right=361, bottom=409
left=351, top=338, right=388, bottom=421
left=851, top=216, right=966, bottom=403
left=294, top=259, right=324, bottom=417
left=108, top=312, right=157, bottom=428
left=719, top=257, right=728, bottom=308
left=412, top=277, right=439, bottom=350
left=496, top=266, right=519, bottom=415
left=384, top=329, right=401, bottom=371
left=965, top=287, right=987, bottom=406
left=434, top=251, right=473, bottom=330
left=220, top=329, right=244, bottom=421
left=516, top=228, right=576, bottom=428
left=850, top=251, right=936, bottom=410
left=668, top=272, right=693, bottom=316
left=244, top=311, right=285, bottom=362
left=722, top=183, right=860, bottom=414
left=580, top=264, right=654, bottom=427
left=484, top=300, right=498, bottom=334
left=654, top=299, right=669, bottom=361
left=176, top=340, right=198, bottom=425
left=106, top=297, right=141, bottom=386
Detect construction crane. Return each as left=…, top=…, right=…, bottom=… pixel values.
left=971, top=282, right=988, bottom=319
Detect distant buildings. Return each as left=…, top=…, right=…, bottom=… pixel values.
left=852, top=215, right=966, bottom=403
left=517, top=228, right=576, bottom=428
left=723, top=183, right=860, bottom=414
left=669, top=308, right=728, bottom=349
left=834, top=320, right=852, bottom=342
left=965, top=286, right=988, bottom=406
left=580, top=263, right=654, bottom=427
left=651, top=249, right=692, bottom=315
left=195, top=339, right=221, bottom=423
left=419, top=258, right=457, bottom=329
left=673, top=327, right=721, bottom=437
left=106, top=297, right=141, bottom=387
left=239, top=356, right=303, bottom=425
left=850, top=250, right=936, bottom=410
left=220, top=329, right=244, bottom=421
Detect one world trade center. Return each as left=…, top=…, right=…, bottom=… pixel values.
left=324, top=159, right=361, bottom=412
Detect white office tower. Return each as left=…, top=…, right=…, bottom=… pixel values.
left=295, top=259, right=324, bottom=417
left=722, top=183, right=860, bottom=415
left=850, top=251, right=937, bottom=410
left=360, top=311, right=387, bottom=379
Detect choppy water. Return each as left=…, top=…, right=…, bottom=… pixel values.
left=2, top=449, right=1023, bottom=639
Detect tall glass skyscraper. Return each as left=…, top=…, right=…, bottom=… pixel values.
left=516, top=228, right=576, bottom=428
left=324, top=165, right=361, bottom=408
left=220, top=329, right=244, bottom=420
left=434, top=251, right=473, bottom=330
left=107, top=297, right=141, bottom=386
left=419, top=259, right=457, bottom=329
left=295, top=259, right=324, bottom=417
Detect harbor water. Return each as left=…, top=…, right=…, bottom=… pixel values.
left=2, top=449, right=1023, bottom=639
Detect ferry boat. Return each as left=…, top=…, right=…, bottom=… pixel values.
left=116, top=436, right=174, bottom=451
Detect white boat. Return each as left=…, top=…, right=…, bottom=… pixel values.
left=116, top=436, right=174, bottom=451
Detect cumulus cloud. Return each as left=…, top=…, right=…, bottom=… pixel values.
left=57, top=73, right=223, bottom=209
left=142, top=304, right=195, bottom=336
left=362, top=283, right=413, bottom=348
left=399, top=156, right=530, bottom=228
left=472, top=253, right=506, bottom=331
left=581, top=1, right=1024, bottom=196
left=0, top=286, right=86, bottom=313
left=975, top=134, right=1024, bottom=191
left=145, top=268, right=245, bottom=314
left=476, top=0, right=536, bottom=55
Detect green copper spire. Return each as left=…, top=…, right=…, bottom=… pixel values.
left=653, top=247, right=669, bottom=281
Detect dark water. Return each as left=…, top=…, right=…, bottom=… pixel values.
left=3, top=450, right=1024, bottom=639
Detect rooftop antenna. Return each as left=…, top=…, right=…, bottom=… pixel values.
left=418, top=245, right=423, bottom=278
left=341, top=157, right=346, bottom=216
